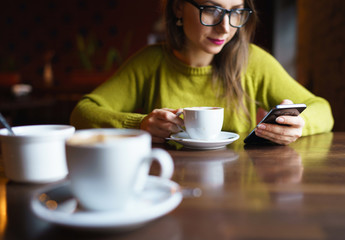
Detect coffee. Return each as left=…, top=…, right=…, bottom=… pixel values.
left=185, top=107, right=219, bottom=110
left=67, top=133, right=138, bottom=145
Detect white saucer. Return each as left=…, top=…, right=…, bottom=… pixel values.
left=31, top=176, right=183, bottom=231
left=166, top=131, right=239, bottom=150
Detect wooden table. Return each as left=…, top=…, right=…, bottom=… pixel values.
left=0, top=132, right=344, bottom=240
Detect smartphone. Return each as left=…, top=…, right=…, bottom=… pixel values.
left=244, top=103, right=307, bottom=144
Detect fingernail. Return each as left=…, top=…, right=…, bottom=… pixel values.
left=257, top=124, right=266, bottom=129
left=276, top=117, right=284, bottom=123
left=176, top=111, right=183, bottom=116
left=255, top=128, right=262, bottom=134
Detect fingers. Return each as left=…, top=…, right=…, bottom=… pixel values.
left=255, top=115, right=305, bottom=145
left=140, top=108, right=185, bottom=143
left=157, top=109, right=184, bottom=126
left=276, top=115, right=305, bottom=128
left=255, top=125, right=299, bottom=145
left=142, top=114, right=176, bottom=136
left=280, top=99, right=294, bottom=105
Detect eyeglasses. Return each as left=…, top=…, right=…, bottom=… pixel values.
left=184, top=0, right=253, bottom=28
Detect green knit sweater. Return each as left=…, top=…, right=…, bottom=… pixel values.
left=70, top=44, right=334, bottom=135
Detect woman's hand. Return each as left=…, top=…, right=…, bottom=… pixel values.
left=140, top=108, right=184, bottom=143
left=254, top=99, right=305, bottom=145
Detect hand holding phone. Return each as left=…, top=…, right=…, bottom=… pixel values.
left=244, top=103, right=307, bottom=144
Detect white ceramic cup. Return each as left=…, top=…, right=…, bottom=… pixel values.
left=0, top=125, right=75, bottom=183
left=182, top=107, right=224, bottom=140
left=65, top=129, right=174, bottom=211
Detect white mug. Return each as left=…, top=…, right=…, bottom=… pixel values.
left=65, top=129, right=174, bottom=211
left=0, top=125, right=75, bottom=183
left=182, top=107, right=224, bottom=140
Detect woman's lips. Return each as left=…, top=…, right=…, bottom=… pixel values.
left=208, top=38, right=225, bottom=45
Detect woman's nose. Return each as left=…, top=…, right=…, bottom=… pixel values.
left=216, top=14, right=231, bottom=33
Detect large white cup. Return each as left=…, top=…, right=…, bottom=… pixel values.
left=0, top=125, right=75, bottom=183
left=183, top=107, right=224, bottom=140
left=65, top=129, right=174, bottom=211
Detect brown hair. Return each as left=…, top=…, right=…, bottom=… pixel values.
left=163, top=0, right=258, bottom=118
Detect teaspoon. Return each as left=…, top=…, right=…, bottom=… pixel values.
left=0, top=113, right=15, bottom=136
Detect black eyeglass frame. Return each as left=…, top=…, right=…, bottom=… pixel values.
left=184, top=0, right=253, bottom=28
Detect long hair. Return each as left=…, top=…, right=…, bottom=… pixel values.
left=163, top=0, right=258, bottom=118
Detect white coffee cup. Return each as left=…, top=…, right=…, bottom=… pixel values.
left=182, top=107, right=224, bottom=140
left=65, top=129, right=174, bottom=211
left=0, top=125, right=75, bottom=183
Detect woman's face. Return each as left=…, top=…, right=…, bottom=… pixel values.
left=176, top=0, right=245, bottom=59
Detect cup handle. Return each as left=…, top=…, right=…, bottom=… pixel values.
left=150, top=148, right=174, bottom=179
left=133, top=149, right=174, bottom=193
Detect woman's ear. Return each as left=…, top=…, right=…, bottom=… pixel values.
left=173, top=0, right=184, bottom=19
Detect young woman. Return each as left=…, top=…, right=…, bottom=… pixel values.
left=70, top=0, right=334, bottom=145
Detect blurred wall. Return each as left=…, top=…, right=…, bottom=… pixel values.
left=253, top=0, right=297, bottom=78
left=273, top=0, right=297, bottom=79
left=0, top=0, right=161, bottom=86
left=298, top=0, right=345, bottom=131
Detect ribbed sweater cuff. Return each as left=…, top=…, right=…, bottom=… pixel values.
left=123, top=114, right=146, bottom=129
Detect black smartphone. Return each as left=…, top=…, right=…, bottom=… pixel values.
left=244, top=103, right=307, bottom=145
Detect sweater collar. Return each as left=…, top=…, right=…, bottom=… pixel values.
left=164, top=45, right=212, bottom=76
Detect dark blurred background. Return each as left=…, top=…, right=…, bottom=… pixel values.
left=0, top=0, right=344, bottom=130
